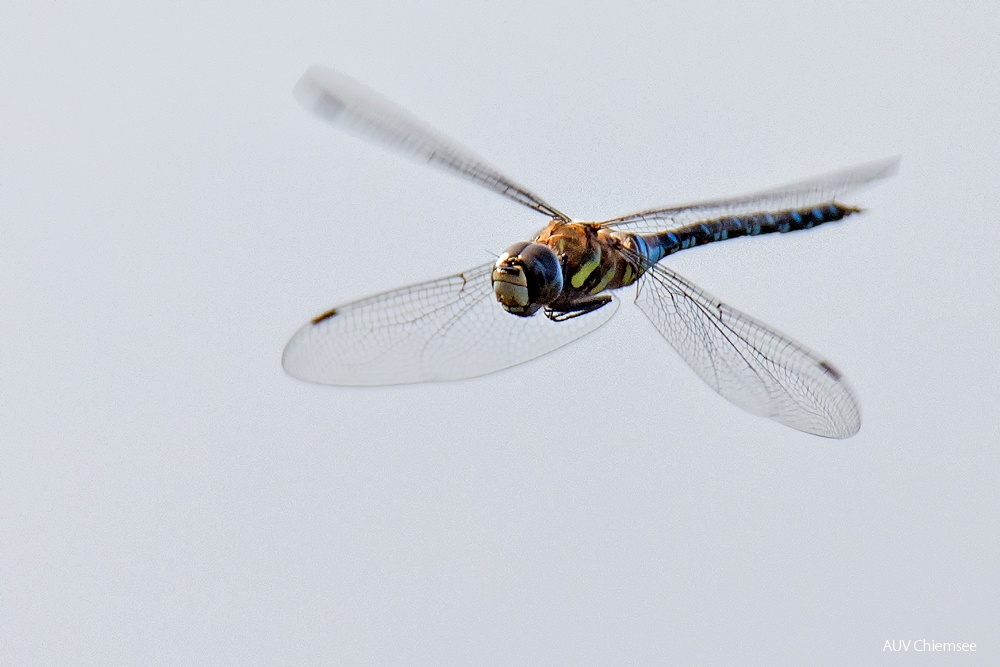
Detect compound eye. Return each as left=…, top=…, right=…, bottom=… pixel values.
left=518, top=243, right=563, bottom=305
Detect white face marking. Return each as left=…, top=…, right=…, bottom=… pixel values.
left=493, top=261, right=530, bottom=308
left=494, top=281, right=530, bottom=309
left=492, top=249, right=538, bottom=313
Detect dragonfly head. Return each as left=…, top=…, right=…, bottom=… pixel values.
left=492, top=242, right=564, bottom=317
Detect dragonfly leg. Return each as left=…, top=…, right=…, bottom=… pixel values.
left=545, top=295, right=613, bottom=322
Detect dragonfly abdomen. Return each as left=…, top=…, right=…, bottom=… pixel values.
left=644, top=203, right=862, bottom=260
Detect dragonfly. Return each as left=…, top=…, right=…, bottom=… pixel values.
left=282, top=65, right=898, bottom=438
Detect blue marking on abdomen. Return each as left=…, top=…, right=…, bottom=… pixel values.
left=646, top=202, right=857, bottom=259
left=633, top=234, right=649, bottom=261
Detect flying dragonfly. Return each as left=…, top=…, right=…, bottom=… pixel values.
left=282, top=65, right=898, bottom=438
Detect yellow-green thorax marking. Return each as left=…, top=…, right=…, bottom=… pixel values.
left=533, top=221, right=645, bottom=310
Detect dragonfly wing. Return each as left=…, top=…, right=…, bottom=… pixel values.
left=599, top=157, right=898, bottom=234
left=283, top=262, right=618, bottom=385
left=295, top=65, right=570, bottom=221
left=634, top=263, right=860, bottom=438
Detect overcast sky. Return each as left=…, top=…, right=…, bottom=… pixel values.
left=3, top=1, right=998, bottom=663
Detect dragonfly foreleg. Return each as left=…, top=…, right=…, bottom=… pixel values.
left=544, top=295, right=613, bottom=322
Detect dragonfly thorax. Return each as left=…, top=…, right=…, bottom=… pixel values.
left=492, top=242, right=563, bottom=317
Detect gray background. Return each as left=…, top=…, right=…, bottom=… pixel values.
left=3, top=1, right=997, bottom=664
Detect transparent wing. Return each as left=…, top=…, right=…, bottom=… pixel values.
left=635, top=263, right=860, bottom=438
left=599, top=156, right=899, bottom=234
left=295, top=65, right=570, bottom=221
left=283, top=262, right=618, bottom=385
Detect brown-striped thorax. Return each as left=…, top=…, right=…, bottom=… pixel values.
left=492, top=220, right=645, bottom=321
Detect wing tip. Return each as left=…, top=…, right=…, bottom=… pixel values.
left=818, top=359, right=843, bottom=381
left=864, top=154, right=901, bottom=182
left=293, top=65, right=354, bottom=120
left=818, top=393, right=862, bottom=440
left=311, top=307, right=338, bottom=324
left=826, top=420, right=862, bottom=440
